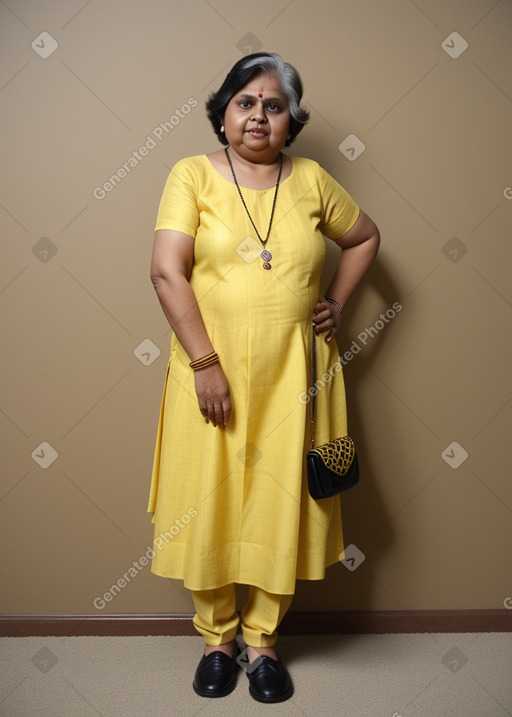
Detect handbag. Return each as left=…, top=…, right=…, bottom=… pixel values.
left=307, top=325, right=359, bottom=499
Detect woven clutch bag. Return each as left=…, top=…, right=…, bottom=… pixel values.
left=307, top=436, right=359, bottom=499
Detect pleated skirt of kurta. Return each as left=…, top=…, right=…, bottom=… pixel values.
left=148, top=161, right=348, bottom=595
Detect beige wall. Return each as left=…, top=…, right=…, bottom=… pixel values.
left=1, top=0, right=511, bottom=616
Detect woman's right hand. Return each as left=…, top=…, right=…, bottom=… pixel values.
left=194, top=363, right=232, bottom=428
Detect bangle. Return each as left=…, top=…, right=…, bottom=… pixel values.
left=189, top=351, right=220, bottom=371
left=325, top=297, right=344, bottom=314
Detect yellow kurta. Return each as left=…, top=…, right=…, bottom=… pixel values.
left=148, top=154, right=360, bottom=594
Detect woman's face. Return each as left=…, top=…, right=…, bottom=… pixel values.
left=223, top=72, right=291, bottom=163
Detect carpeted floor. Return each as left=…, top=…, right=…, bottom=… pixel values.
left=0, top=633, right=511, bottom=716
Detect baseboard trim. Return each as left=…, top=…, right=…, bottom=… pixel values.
left=1, top=610, right=510, bottom=637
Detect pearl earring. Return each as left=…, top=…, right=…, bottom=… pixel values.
left=220, top=125, right=225, bottom=132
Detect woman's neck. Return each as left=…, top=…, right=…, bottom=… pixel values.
left=207, top=148, right=292, bottom=190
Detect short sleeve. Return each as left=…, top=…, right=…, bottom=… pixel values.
left=154, top=159, right=200, bottom=236
left=317, top=167, right=360, bottom=240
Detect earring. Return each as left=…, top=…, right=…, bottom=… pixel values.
left=220, top=125, right=224, bottom=132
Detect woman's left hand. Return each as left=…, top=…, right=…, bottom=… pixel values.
left=313, top=299, right=342, bottom=343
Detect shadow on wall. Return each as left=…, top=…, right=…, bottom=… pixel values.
left=291, top=246, right=405, bottom=613
left=340, top=253, right=404, bottom=602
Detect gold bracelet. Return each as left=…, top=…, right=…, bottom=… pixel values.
left=325, top=296, right=344, bottom=313
left=189, top=351, right=220, bottom=371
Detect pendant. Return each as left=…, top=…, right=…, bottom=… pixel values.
left=261, top=249, right=272, bottom=270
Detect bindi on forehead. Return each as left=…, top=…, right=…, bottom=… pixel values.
left=237, top=92, right=285, bottom=105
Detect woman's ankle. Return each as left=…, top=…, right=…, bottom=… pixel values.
left=204, top=640, right=236, bottom=657
left=246, top=645, right=278, bottom=662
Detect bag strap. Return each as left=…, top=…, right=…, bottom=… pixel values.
left=310, top=325, right=317, bottom=449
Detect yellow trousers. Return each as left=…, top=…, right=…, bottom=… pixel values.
left=191, top=584, right=293, bottom=647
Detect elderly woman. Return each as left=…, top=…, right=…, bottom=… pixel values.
left=148, top=52, right=379, bottom=703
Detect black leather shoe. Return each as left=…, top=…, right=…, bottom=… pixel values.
left=192, top=646, right=239, bottom=698
left=247, top=656, right=294, bottom=703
